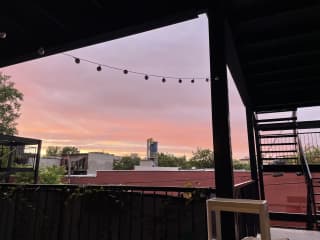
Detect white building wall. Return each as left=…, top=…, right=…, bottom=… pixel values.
left=87, top=152, right=117, bottom=174
left=40, top=157, right=61, bottom=168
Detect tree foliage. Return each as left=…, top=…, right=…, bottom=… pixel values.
left=233, top=160, right=250, bottom=170
left=46, top=146, right=80, bottom=156
left=46, top=146, right=61, bottom=156
left=14, top=171, right=34, bottom=184
left=113, top=155, right=141, bottom=170
left=14, top=165, right=66, bottom=184
left=158, top=153, right=187, bottom=167
left=0, top=73, right=23, bottom=135
left=61, top=146, right=80, bottom=155
left=305, top=146, right=320, bottom=164
left=39, top=165, right=66, bottom=184
left=189, top=148, right=214, bottom=169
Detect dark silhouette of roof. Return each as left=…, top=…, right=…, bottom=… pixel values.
left=1, top=1, right=320, bottom=111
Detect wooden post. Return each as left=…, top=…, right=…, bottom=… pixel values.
left=253, top=113, right=266, bottom=200
left=207, top=2, right=235, bottom=239
left=246, top=108, right=260, bottom=199
left=34, top=140, right=41, bottom=184
left=5, top=145, right=13, bottom=183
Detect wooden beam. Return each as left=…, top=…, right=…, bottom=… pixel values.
left=253, top=113, right=265, bottom=200
left=225, top=21, right=251, bottom=107
left=246, top=109, right=259, bottom=199
left=258, top=120, right=320, bottom=131
left=34, top=140, right=42, bottom=184
left=208, top=3, right=235, bottom=239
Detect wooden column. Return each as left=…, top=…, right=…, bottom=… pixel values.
left=246, top=108, right=260, bottom=199
left=253, top=113, right=265, bottom=200
left=5, top=145, right=13, bottom=183
left=34, top=140, right=42, bottom=184
left=208, top=2, right=235, bottom=239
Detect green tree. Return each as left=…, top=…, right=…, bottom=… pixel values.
left=113, top=155, right=141, bottom=170
left=233, top=160, right=250, bottom=170
left=305, top=146, right=320, bottom=164
left=39, top=165, right=66, bottom=184
left=158, top=152, right=187, bottom=168
left=14, top=172, right=34, bottom=184
left=14, top=165, right=66, bottom=184
left=189, top=148, right=214, bottom=169
left=61, top=146, right=80, bottom=155
left=46, top=146, right=61, bottom=156
left=46, top=146, right=80, bottom=156
left=0, top=73, right=23, bottom=135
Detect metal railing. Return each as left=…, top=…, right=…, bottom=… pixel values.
left=298, top=132, right=320, bottom=164
left=297, top=137, right=316, bottom=229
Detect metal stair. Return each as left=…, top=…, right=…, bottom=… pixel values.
left=255, top=109, right=320, bottom=230
left=255, top=110, right=298, bottom=166
left=312, top=177, right=320, bottom=229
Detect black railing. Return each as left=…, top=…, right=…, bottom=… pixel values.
left=299, top=131, right=320, bottom=164
left=0, top=184, right=215, bottom=240
left=297, top=137, right=316, bottom=229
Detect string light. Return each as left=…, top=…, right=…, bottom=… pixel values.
left=37, top=47, right=45, bottom=56
left=0, top=32, right=6, bottom=39
left=63, top=53, right=210, bottom=83
left=74, top=58, right=80, bottom=64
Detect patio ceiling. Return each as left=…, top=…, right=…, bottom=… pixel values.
left=1, top=0, right=320, bottom=112
left=228, top=0, right=320, bottom=111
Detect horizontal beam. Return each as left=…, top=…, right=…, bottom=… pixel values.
left=243, top=50, right=320, bottom=74
left=263, top=164, right=320, bottom=172
left=235, top=4, right=320, bottom=44
left=254, top=97, right=320, bottom=113
left=269, top=212, right=307, bottom=222
left=256, top=117, right=297, bottom=123
left=239, top=30, right=320, bottom=61
left=0, top=168, right=34, bottom=173
left=258, top=120, right=320, bottom=131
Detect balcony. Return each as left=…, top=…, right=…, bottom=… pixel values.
left=2, top=1, right=320, bottom=239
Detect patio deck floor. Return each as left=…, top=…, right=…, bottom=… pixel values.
left=271, top=227, right=320, bottom=240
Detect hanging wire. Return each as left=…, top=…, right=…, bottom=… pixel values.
left=62, top=53, right=210, bottom=82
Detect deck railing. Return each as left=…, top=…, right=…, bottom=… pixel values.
left=0, top=184, right=215, bottom=240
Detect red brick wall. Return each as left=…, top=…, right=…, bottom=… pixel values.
left=67, top=170, right=316, bottom=214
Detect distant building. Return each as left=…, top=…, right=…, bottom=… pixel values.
left=61, top=153, right=88, bottom=175
left=86, top=152, right=120, bottom=175
left=238, top=157, right=249, bottom=164
left=40, top=157, right=61, bottom=168
left=146, top=138, right=158, bottom=166
left=44, top=152, right=120, bottom=175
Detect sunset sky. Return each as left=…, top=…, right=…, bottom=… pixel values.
left=2, top=14, right=318, bottom=159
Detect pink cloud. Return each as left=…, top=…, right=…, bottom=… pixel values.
left=1, top=15, right=248, bottom=159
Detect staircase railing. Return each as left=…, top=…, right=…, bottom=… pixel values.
left=297, top=137, right=316, bottom=229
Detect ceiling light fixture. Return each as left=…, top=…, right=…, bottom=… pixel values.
left=0, top=32, right=7, bottom=39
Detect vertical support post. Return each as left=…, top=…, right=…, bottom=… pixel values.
left=34, top=140, right=41, bottom=184
left=306, top=182, right=314, bottom=230
left=208, top=3, right=236, bottom=239
left=5, top=145, right=14, bottom=183
left=246, top=108, right=260, bottom=199
left=253, top=114, right=265, bottom=200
